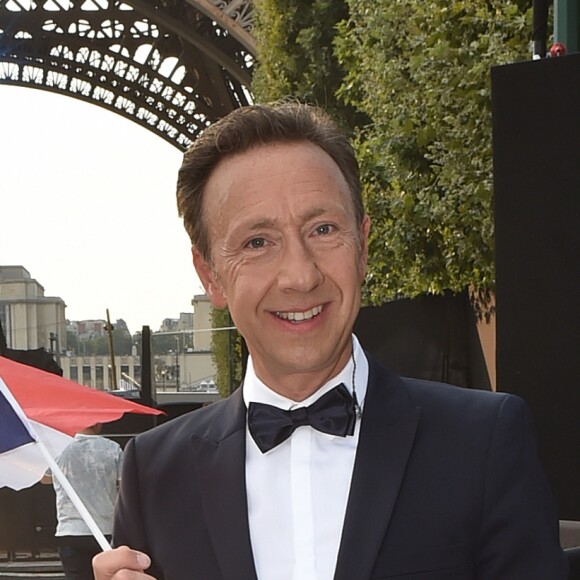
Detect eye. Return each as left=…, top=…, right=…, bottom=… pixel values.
left=314, top=224, right=334, bottom=236
left=246, top=237, right=267, bottom=249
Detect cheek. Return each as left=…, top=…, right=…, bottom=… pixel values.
left=215, top=255, right=249, bottom=298
left=340, top=248, right=367, bottom=291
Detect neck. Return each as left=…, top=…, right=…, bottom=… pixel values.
left=252, top=349, right=353, bottom=402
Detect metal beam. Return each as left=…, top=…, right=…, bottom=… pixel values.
left=187, top=0, right=256, bottom=55
left=129, top=0, right=253, bottom=86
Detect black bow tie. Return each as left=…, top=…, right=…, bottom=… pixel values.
left=247, top=384, right=357, bottom=453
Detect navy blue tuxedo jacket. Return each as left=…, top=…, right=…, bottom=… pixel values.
left=113, top=354, right=568, bottom=579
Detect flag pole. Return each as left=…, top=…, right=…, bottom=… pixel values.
left=36, top=439, right=112, bottom=552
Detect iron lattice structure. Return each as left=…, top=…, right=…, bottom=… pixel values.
left=0, top=0, right=255, bottom=150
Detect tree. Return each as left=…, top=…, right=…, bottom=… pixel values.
left=111, top=327, right=133, bottom=355
left=334, top=0, right=531, bottom=307
left=210, top=307, right=242, bottom=399
left=66, top=331, right=78, bottom=354
left=74, top=328, right=133, bottom=356
left=252, top=0, right=365, bottom=129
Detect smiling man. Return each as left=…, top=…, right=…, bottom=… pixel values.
left=195, top=140, right=369, bottom=401
left=93, top=103, right=567, bottom=580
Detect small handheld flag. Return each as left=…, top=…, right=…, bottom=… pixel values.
left=0, top=354, right=162, bottom=552
left=0, top=377, right=111, bottom=551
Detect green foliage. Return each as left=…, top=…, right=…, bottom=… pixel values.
left=111, top=328, right=133, bottom=355
left=75, top=328, right=133, bottom=356
left=334, top=0, right=531, bottom=304
left=151, top=332, right=193, bottom=355
left=210, top=307, right=243, bottom=398
left=66, top=330, right=78, bottom=354
left=252, top=0, right=365, bottom=128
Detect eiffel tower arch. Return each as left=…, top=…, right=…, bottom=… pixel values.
left=0, top=0, right=256, bottom=151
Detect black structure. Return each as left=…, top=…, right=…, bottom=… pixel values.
left=0, top=0, right=255, bottom=150
left=568, top=547, right=580, bottom=580
left=533, top=0, right=551, bottom=58
left=355, top=292, right=492, bottom=391
left=492, top=53, right=580, bottom=519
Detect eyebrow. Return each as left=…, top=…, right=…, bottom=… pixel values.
left=244, top=208, right=330, bottom=232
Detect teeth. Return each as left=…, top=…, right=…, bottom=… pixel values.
left=276, top=305, right=322, bottom=322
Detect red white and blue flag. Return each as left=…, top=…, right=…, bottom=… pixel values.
left=0, top=355, right=162, bottom=491
left=0, top=355, right=163, bottom=550
left=0, top=373, right=111, bottom=548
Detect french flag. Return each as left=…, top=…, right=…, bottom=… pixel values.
left=0, top=377, right=111, bottom=551
left=0, top=354, right=162, bottom=551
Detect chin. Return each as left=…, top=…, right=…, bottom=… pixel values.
left=279, top=350, right=337, bottom=375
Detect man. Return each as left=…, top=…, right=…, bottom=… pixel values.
left=93, top=103, right=567, bottom=579
left=42, top=423, right=122, bottom=580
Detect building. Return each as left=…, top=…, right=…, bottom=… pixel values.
left=67, top=319, right=108, bottom=341
left=0, top=269, right=219, bottom=396
left=60, top=353, right=141, bottom=390
left=0, top=266, right=67, bottom=354
left=192, top=293, right=213, bottom=351
left=159, top=312, right=194, bottom=334
left=60, top=295, right=218, bottom=393
left=59, top=349, right=216, bottom=393
left=158, top=296, right=214, bottom=351
left=153, top=295, right=216, bottom=391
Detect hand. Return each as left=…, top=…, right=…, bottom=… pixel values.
left=92, top=546, right=156, bottom=579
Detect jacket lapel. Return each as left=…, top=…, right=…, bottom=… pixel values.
left=334, top=356, right=421, bottom=580
left=191, top=388, right=258, bottom=580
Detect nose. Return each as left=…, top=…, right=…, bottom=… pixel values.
left=277, top=238, right=323, bottom=293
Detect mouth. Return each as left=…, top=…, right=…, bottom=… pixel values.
left=274, top=305, right=323, bottom=323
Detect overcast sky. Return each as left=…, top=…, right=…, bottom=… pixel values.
left=1, top=84, right=205, bottom=335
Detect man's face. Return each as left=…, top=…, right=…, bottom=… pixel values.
left=193, top=141, right=370, bottom=395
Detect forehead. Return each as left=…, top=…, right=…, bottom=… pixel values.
left=202, top=141, right=352, bottom=218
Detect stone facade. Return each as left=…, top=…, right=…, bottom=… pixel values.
left=0, top=266, right=66, bottom=354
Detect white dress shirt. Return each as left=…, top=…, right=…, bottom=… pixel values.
left=243, top=335, right=369, bottom=580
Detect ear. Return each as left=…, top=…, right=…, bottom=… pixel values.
left=192, top=247, right=228, bottom=309
left=358, top=214, right=371, bottom=281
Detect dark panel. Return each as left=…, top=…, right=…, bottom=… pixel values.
left=0, top=485, right=59, bottom=560
left=354, top=292, right=491, bottom=391
left=492, top=53, right=580, bottom=519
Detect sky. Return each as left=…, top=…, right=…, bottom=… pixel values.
left=1, top=84, right=206, bottom=335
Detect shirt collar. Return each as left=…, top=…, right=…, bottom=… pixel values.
left=242, top=334, right=368, bottom=411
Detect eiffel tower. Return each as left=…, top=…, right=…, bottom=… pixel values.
left=0, top=0, right=255, bottom=150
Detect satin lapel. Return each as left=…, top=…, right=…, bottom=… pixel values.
left=192, top=388, right=258, bottom=580
left=334, top=357, right=421, bottom=580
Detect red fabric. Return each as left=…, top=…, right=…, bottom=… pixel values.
left=0, top=355, right=163, bottom=436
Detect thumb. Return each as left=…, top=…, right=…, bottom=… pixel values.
left=93, top=545, right=151, bottom=578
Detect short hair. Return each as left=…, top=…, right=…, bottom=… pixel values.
left=176, top=102, right=363, bottom=261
